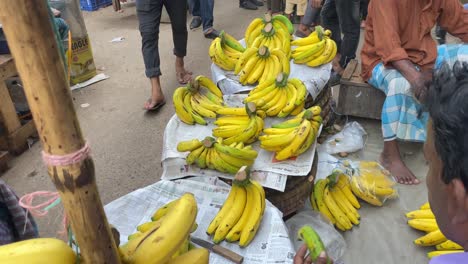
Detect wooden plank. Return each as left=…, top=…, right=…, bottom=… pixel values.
left=7, top=120, right=36, bottom=154
left=0, top=55, right=17, bottom=80
left=0, top=151, right=9, bottom=173
left=0, top=80, right=21, bottom=134
left=338, top=83, right=385, bottom=120
left=0, top=135, right=7, bottom=150
left=341, top=59, right=358, bottom=81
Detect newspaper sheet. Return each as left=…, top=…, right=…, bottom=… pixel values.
left=104, top=177, right=296, bottom=264
left=210, top=39, right=331, bottom=99
left=162, top=94, right=321, bottom=192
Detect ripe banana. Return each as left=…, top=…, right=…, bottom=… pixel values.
left=314, top=179, right=336, bottom=224
left=427, top=250, right=464, bottom=259
left=167, top=248, right=209, bottom=264
left=239, top=182, right=263, bottom=247
left=436, top=240, right=463, bottom=250
left=414, top=229, right=447, bottom=246
left=350, top=176, right=383, bottom=206
left=406, top=209, right=435, bottom=219
left=0, top=238, right=77, bottom=264
left=213, top=185, right=247, bottom=244
left=298, top=226, right=332, bottom=264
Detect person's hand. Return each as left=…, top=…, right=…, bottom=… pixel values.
left=409, top=72, right=428, bottom=102
left=294, top=244, right=333, bottom=264
left=311, top=0, right=322, bottom=8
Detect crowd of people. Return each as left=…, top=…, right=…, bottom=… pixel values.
left=131, top=0, right=468, bottom=262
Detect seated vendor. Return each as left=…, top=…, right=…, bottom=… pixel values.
left=361, top=0, right=468, bottom=184
left=294, top=62, right=468, bottom=264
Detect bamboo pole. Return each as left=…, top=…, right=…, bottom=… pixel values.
left=0, top=1, right=121, bottom=263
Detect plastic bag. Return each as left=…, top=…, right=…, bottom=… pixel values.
left=342, top=161, right=398, bottom=206
left=319, top=122, right=367, bottom=155
left=285, top=201, right=347, bottom=263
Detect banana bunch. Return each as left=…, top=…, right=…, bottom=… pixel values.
left=214, top=102, right=264, bottom=144
left=173, top=76, right=224, bottom=125
left=245, top=13, right=294, bottom=48
left=311, top=173, right=361, bottom=231
left=245, top=73, right=307, bottom=117
left=259, top=107, right=322, bottom=160
left=298, top=226, right=332, bottom=264
left=0, top=238, right=77, bottom=264
left=406, top=202, right=464, bottom=259
left=291, top=27, right=336, bottom=67
left=207, top=166, right=266, bottom=247
left=119, top=193, right=209, bottom=264
left=177, top=136, right=258, bottom=174
left=247, top=22, right=291, bottom=57
left=348, top=161, right=398, bottom=206
left=209, top=31, right=245, bottom=71
left=235, top=45, right=290, bottom=85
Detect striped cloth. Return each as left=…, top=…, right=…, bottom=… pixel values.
left=0, top=179, right=38, bottom=245
left=368, top=44, right=468, bottom=142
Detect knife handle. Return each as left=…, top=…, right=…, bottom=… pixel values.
left=212, top=244, right=244, bottom=264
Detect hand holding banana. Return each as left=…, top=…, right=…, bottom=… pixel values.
left=173, top=75, right=224, bottom=125
left=207, top=166, right=266, bottom=247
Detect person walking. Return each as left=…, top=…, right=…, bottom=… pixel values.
left=188, top=0, right=219, bottom=39
left=295, top=0, right=322, bottom=37
left=136, top=0, right=192, bottom=111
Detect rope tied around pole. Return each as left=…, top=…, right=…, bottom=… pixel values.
left=42, top=141, right=91, bottom=166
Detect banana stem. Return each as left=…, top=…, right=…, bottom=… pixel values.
left=203, top=137, right=216, bottom=147
left=246, top=102, right=257, bottom=116
left=264, top=13, right=272, bottom=23
left=275, top=72, right=289, bottom=87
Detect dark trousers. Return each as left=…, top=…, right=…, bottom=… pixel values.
left=266, top=0, right=282, bottom=13
left=301, top=3, right=321, bottom=26
left=321, top=0, right=360, bottom=69
left=189, top=0, right=214, bottom=32
left=136, top=0, right=188, bottom=78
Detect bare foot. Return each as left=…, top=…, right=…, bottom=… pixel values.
left=175, top=57, right=192, bottom=84
left=379, top=153, right=420, bottom=185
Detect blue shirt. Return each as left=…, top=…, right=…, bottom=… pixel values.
left=429, top=252, right=468, bottom=264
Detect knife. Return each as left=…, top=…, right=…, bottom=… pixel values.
left=191, top=237, right=244, bottom=264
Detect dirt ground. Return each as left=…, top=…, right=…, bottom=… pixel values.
left=1, top=2, right=437, bottom=263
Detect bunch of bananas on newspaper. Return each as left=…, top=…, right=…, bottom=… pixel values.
left=245, top=13, right=293, bottom=48
left=173, top=76, right=224, bottom=125
left=291, top=26, right=336, bottom=67
left=248, top=22, right=291, bottom=57
left=207, top=166, right=265, bottom=247
left=244, top=73, right=307, bottom=117
left=259, top=107, right=322, bottom=160
left=119, top=193, right=210, bottom=264
left=209, top=31, right=246, bottom=71
left=349, top=161, right=398, bottom=207
left=235, top=45, right=290, bottom=85
left=311, top=172, right=361, bottom=231
left=177, top=136, right=258, bottom=174
left=214, top=102, right=264, bottom=144
left=406, top=202, right=464, bottom=259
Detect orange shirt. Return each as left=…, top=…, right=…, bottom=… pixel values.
left=361, top=0, right=468, bottom=80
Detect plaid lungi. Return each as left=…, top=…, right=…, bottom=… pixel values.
left=368, top=44, right=468, bottom=142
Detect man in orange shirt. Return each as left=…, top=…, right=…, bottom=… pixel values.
left=361, top=0, right=468, bottom=184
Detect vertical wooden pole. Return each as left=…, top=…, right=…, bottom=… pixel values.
left=0, top=1, right=121, bottom=263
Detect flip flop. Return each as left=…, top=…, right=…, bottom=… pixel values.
left=144, top=100, right=166, bottom=112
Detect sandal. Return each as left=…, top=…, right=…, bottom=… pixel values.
left=144, top=100, right=166, bottom=112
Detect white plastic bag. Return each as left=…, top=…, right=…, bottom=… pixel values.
left=319, top=122, right=367, bottom=155
left=286, top=201, right=346, bottom=263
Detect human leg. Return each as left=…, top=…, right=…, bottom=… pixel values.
left=297, top=3, right=321, bottom=37
left=200, top=0, right=215, bottom=33
left=164, top=0, right=192, bottom=84
left=368, top=63, right=429, bottom=184
left=335, top=0, right=360, bottom=71
left=137, top=0, right=166, bottom=110
left=189, top=0, right=202, bottom=30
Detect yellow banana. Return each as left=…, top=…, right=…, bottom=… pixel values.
left=186, top=145, right=205, bottom=165
left=245, top=18, right=264, bottom=43
left=293, top=40, right=327, bottom=64
left=239, top=183, right=263, bottom=247
left=306, top=38, right=334, bottom=67
left=246, top=58, right=266, bottom=84
left=270, top=48, right=290, bottom=74
left=406, top=209, right=435, bottom=219
left=323, top=186, right=353, bottom=230
left=191, top=95, right=217, bottom=118
left=226, top=184, right=254, bottom=242
left=151, top=199, right=178, bottom=221
left=137, top=220, right=162, bottom=233
left=414, top=229, right=447, bottom=246
left=207, top=185, right=238, bottom=235
left=213, top=185, right=247, bottom=243
left=239, top=55, right=261, bottom=84
left=263, top=126, right=297, bottom=135
left=407, top=219, right=439, bottom=233
left=323, top=39, right=337, bottom=64
left=213, top=125, right=243, bottom=138
left=211, top=150, right=240, bottom=174
left=195, top=147, right=208, bottom=168
left=350, top=176, right=383, bottom=206
left=168, top=248, right=209, bottom=264
left=235, top=47, right=258, bottom=74
left=259, top=128, right=298, bottom=149
left=216, top=106, right=248, bottom=116
left=223, top=116, right=258, bottom=145
left=275, top=119, right=311, bottom=160
left=173, top=87, right=195, bottom=125
left=214, top=142, right=258, bottom=160
left=217, top=151, right=254, bottom=168
left=289, top=78, right=307, bottom=105
left=330, top=187, right=359, bottom=225
left=335, top=174, right=360, bottom=209
left=314, top=179, right=336, bottom=224
left=290, top=101, right=305, bottom=115
left=214, top=38, right=235, bottom=70
left=125, top=193, right=197, bottom=264
left=128, top=232, right=143, bottom=240
left=214, top=116, right=250, bottom=125
left=195, top=75, right=223, bottom=98
left=177, top=139, right=203, bottom=152
left=420, top=202, right=431, bottom=210
left=261, top=87, right=283, bottom=110
left=0, top=238, right=77, bottom=264
left=436, top=240, right=463, bottom=250
left=184, top=92, right=208, bottom=126
left=266, top=88, right=288, bottom=116
left=278, top=82, right=298, bottom=117
left=291, top=26, right=324, bottom=46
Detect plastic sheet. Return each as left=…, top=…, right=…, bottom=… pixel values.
left=319, top=122, right=367, bottom=155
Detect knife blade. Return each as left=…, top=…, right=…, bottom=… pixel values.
left=191, top=237, right=244, bottom=264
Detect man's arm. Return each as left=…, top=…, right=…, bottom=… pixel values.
left=392, top=60, right=428, bottom=101
left=438, top=0, right=468, bottom=42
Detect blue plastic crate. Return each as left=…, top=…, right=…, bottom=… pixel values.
left=80, top=0, right=112, bottom=11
